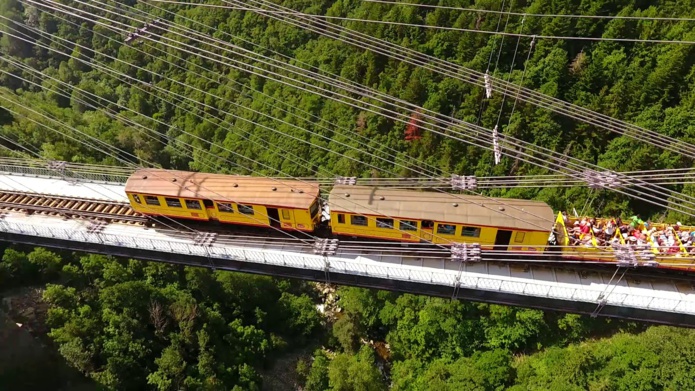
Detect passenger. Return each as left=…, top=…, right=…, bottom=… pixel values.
left=592, top=222, right=602, bottom=236
left=562, top=214, right=691, bottom=256
left=630, top=215, right=644, bottom=230
left=569, top=221, right=580, bottom=245
left=679, top=229, right=689, bottom=243
left=595, top=231, right=606, bottom=246
left=666, top=228, right=676, bottom=245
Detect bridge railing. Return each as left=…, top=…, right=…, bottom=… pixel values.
left=0, top=157, right=132, bottom=184
left=2, top=219, right=695, bottom=316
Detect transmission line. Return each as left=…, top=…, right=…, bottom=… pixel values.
left=362, top=0, right=695, bottom=22
left=234, top=0, right=695, bottom=161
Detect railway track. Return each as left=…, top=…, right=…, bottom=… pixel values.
left=0, top=189, right=693, bottom=283
left=0, top=190, right=147, bottom=224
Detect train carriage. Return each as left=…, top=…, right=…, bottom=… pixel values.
left=125, top=169, right=321, bottom=232
left=327, top=185, right=556, bottom=251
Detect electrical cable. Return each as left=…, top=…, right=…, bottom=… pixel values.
left=235, top=0, right=695, bottom=161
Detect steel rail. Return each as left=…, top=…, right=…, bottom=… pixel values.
left=0, top=191, right=147, bottom=224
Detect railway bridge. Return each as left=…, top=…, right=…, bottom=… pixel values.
left=0, top=159, right=694, bottom=327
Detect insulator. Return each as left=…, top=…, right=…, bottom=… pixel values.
left=451, top=174, right=478, bottom=191
left=335, top=176, right=356, bottom=185
left=193, top=232, right=217, bottom=246
left=492, top=125, right=501, bottom=165
left=451, top=243, right=482, bottom=262
left=314, top=238, right=339, bottom=256
left=484, top=71, right=492, bottom=99
left=582, top=169, right=624, bottom=190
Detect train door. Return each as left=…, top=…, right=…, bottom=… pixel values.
left=421, top=220, right=434, bottom=242
left=495, top=230, right=512, bottom=251
left=203, top=199, right=218, bottom=220
left=267, top=208, right=281, bottom=228
left=280, top=208, right=295, bottom=228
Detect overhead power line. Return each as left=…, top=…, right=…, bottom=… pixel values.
left=112, top=0, right=695, bottom=217
left=117, top=0, right=695, bottom=217
left=156, top=0, right=695, bottom=45
left=14, top=0, right=560, bottom=233
left=226, top=0, right=695, bottom=178
left=362, top=0, right=695, bottom=23
left=13, top=0, right=695, bottom=224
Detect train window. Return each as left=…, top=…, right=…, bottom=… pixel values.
left=437, top=224, right=456, bottom=235
left=338, top=214, right=345, bottom=224
left=461, top=226, right=481, bottom=237
left=351, top=215, right=368, bottom=226
left=132, top=194, right=142, bottom=204
left=203, top=199, right=214, bottom=208
left=185, top=200, right=202, bottom=210
left=281, top=209, right=290, bottom=219
left=422, top=220, right=434, bottom=229
left=376, top=218, right=394, bottom=229
left=165, top=197, right=182, bottom=208
left=238, top=204, right=255, bottom=215
left=309, top=200, right=320, bottom=217
left=145, top=196, right=160, bottom=206
left=514, top=232, right=525, bottom=243
left=218, top=203, right=234, bottom=213
left=400, top=220, right=418, bottom=231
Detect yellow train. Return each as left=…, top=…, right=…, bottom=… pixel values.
left=124, top=168, right=695, bottom=271
left=327, top=185, right=553, bottom=251
left=125, top=169, right=321, bottom=232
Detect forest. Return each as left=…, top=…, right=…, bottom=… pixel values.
left=1, top=0, right=695, bottom=389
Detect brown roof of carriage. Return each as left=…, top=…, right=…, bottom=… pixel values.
left=328, top=185, right=555, bottom=231
left=125, top=169, right=319, bottom=209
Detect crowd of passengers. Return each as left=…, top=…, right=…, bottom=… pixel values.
left=560, top=212, right=695, bottom=255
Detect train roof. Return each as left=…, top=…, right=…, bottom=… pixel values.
left=125, top=169, right=320, bottom=209
left=328, top=185, right=555, bottom=232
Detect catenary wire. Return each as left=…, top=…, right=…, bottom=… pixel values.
left=124, top=0, right=695, bottom=219
left=17, top=5, right=558, bottom=243
left=221, top=0, right=695, bottom=211
left=0, top=78, right=319, bottom=244
left=362, top=0, right=695, bottom=22
left=167, top=1, right=695, bottom=45
left=8, top=2, right=692, bottom=258
left=236, top=0, right=695, bottom=162
left=123, top=0, right=695, bottom=194
left=3, top=14, right=472, bottom=249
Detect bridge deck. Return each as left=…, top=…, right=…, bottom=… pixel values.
left=0, top=173, right=128, bottom=203
left=0, top=208, right=692, bottom=326
left=0, top=169, right=693, bottom=325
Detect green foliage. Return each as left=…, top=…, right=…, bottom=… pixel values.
left=27, top=251, right=322, bottom=390
left=328, top=346, right=386, bottom=391
left=390, top=349, right=514, bottom=391
left=303, top=350, right=330, bottom=391
left=332, top=313, right=363, bottom=353
left=510, top=327, right=695, bottom=390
